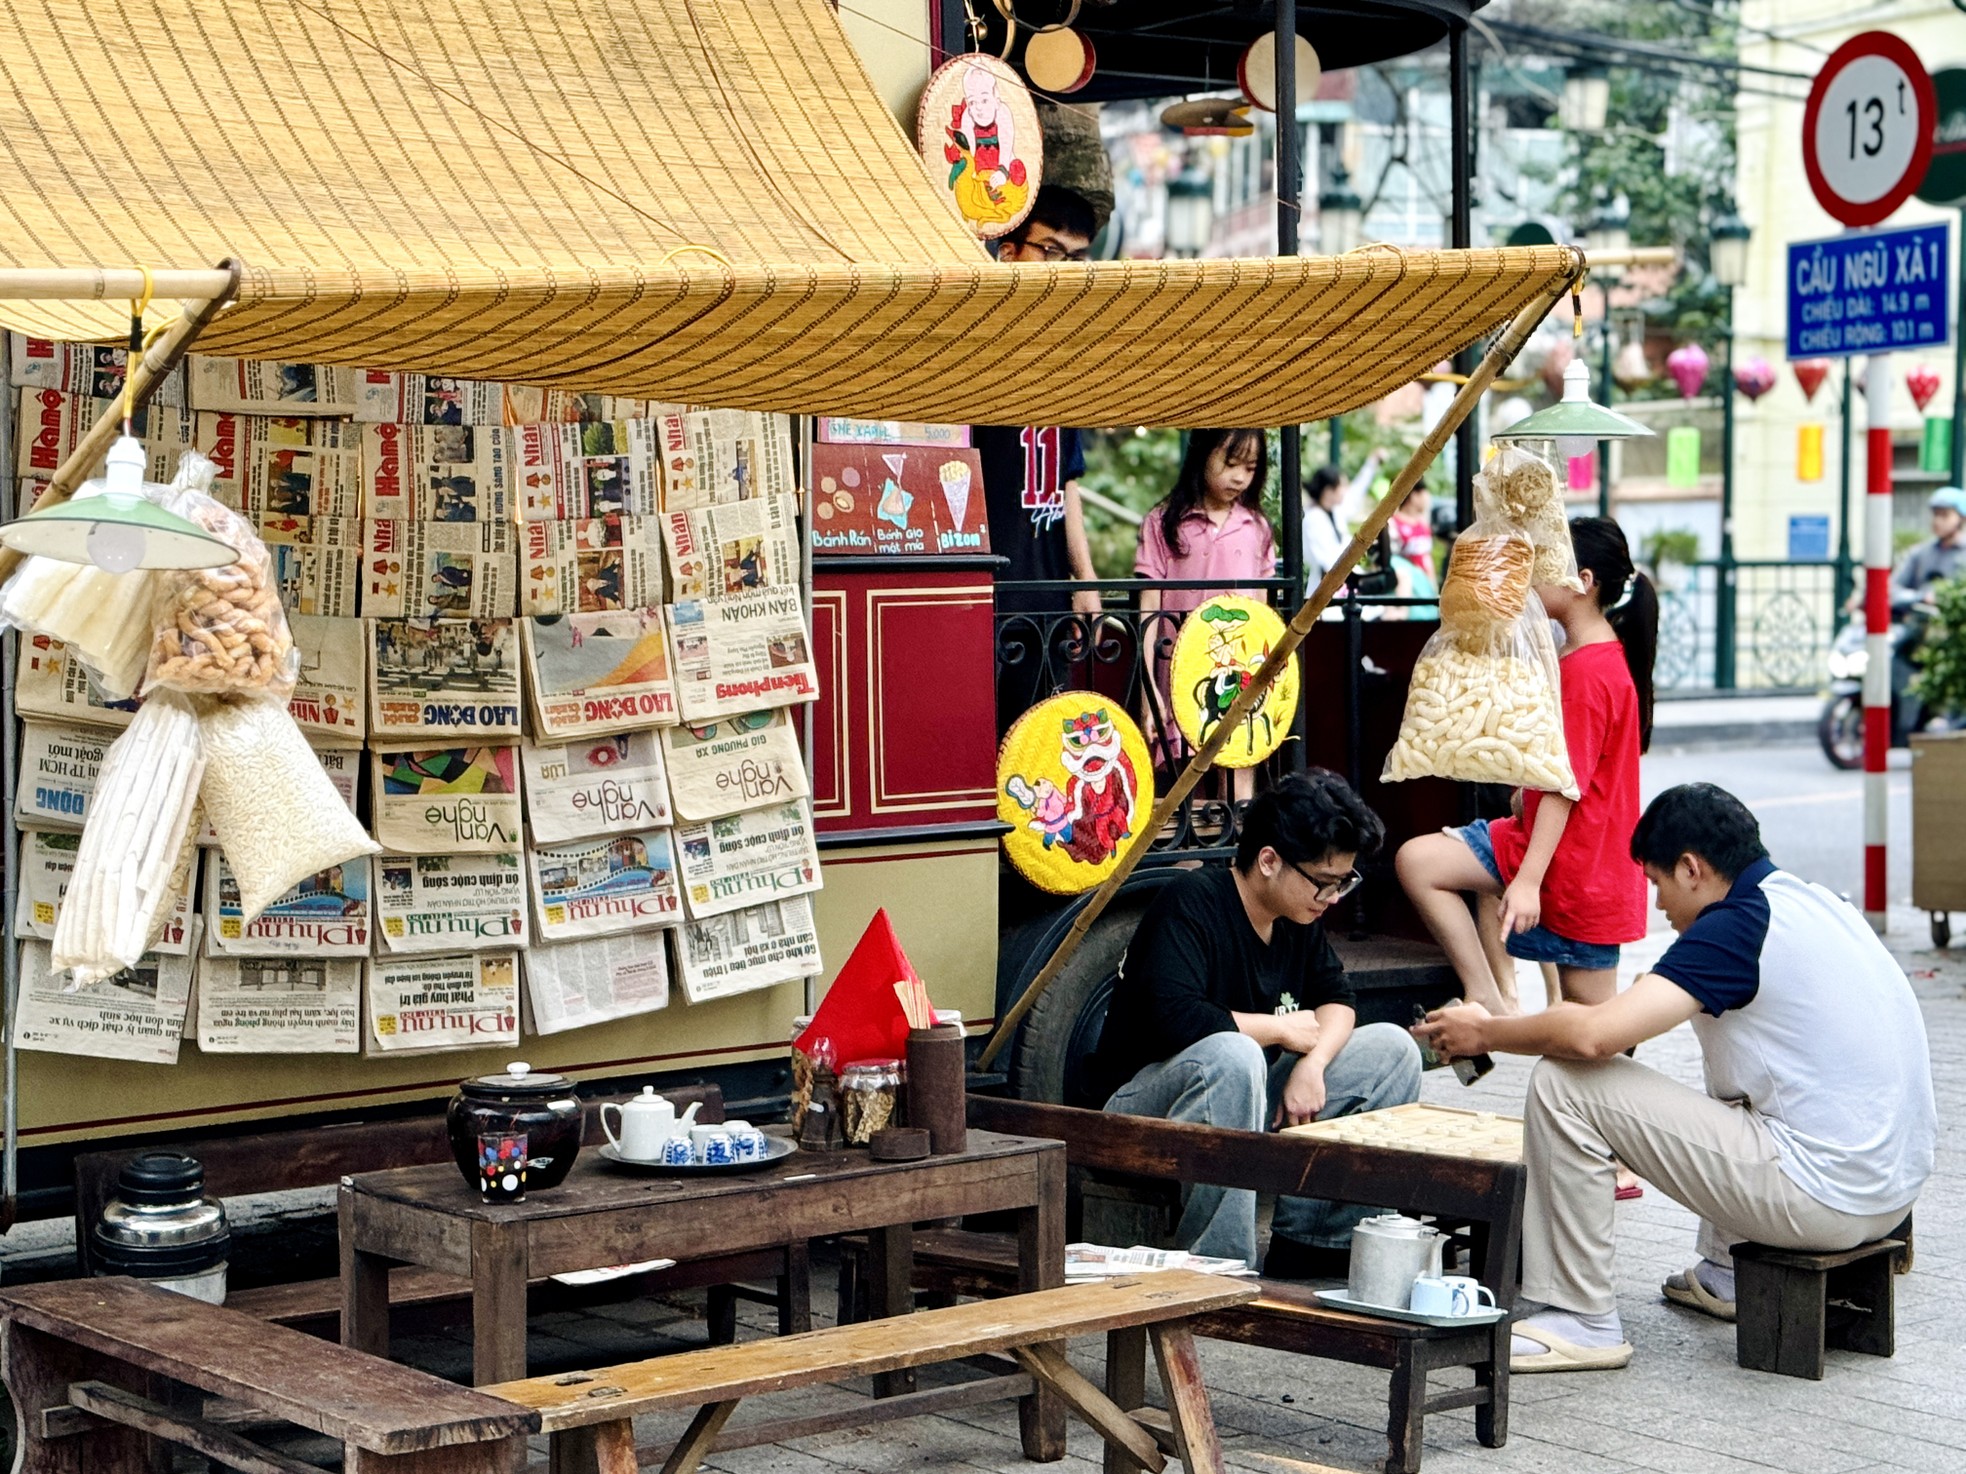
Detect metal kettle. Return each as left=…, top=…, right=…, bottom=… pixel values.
left=1348, top=1212, right=1444, bottom=1310
left=91, top=1153, right=231, bottom=1304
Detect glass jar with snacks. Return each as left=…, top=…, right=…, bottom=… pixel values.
left=840, top=1059, right=903, bottom=1145
left=789, top=1016, right=816, bottom=1131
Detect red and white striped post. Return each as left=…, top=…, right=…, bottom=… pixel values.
left=1863, top=355, right=1893, bottom=931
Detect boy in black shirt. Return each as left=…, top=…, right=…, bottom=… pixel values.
left=1092, top=771, right=1423, bottom=1274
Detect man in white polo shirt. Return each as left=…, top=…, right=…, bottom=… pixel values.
left=1415, top=782, right=1934, bottom=1372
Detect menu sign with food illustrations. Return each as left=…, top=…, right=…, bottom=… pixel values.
left=521, top=609, right=678, bottom=739
left=375, top=852, right=529, bottom=954
left=808, top=445, right=989, bottom=557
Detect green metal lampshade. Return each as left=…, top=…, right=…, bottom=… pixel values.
left=1492, top=359, right=1652, bottom=459
left=0, top=436, right=236, bottom=572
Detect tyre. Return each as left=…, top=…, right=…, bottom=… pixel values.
left=1818, top=694, right=1864, bottom=771
left=1005, top=888, right=1159, bottom=1108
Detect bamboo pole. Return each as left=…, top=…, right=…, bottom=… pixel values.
left=0, top=262, right=240, bottom=584
left=0, top=268, right=238, bottom=301
left=977, top=253, right=1587, bottom=1072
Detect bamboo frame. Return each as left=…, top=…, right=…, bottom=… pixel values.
left=976, top=252, right=1588, bottom=1073
left=0, top=268, right=237, bottom=301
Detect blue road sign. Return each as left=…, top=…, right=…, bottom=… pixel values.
left=1788, top=514, right=1831, bottom=561
left=1786, top=221, right=1952, bottom=360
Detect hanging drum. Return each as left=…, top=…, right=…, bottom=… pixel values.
left=1238, top=32, right=1321, bottom=112
left=1024, top=26, right=1096, bottom=94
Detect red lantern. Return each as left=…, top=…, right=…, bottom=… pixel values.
left=1907, top=363, right=1942, bottom=413
left=1792, top=359, right=1831, bottom=404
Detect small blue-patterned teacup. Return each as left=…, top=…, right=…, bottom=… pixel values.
left=725, top=1120, right=764, bottom=1161
left=697, top=1130, right=735, bottom=1166
left=659, top=1134, right=694, bottom=1167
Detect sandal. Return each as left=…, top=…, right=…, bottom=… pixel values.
left=1509, top=1320, right=1633, bottom=1373
left=1662, top=1265, right=1736, bottom=1322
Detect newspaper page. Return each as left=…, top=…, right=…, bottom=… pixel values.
left=363, top=518, right=517, bottom=619
left=195, top=412, right=356, bottom=514
left=14, top=938, right=195, bottom=1065
left=376, top=852, right=529, bottom=954
left=524, top=931, right=671, bottom=1036
left=371, top=744, right=524, bottom=853
left=259, top=515, right=363, bottom=617
left=15, top=636, right=142, bottom=729
left=367, top=951, right=520, bottom=1053
left=504, top=387, right=659, bottom=426
left=662, top=708, right=808, bottom=822
left=521, top=730, right=671, bottom=844
left=660, top=409, right=795, bottom=510
left=661, top=495, right=800, bottom=602
left=667, top=588, right=819, bottom=722
left=206, top=854, right=372, bottom=958
left=530, top=829, right=682, bottom=941
left=360, top=423, right=515, bottom=521
left=675, top=799, right=821, bottom=920
left=352, top=373, right=507, bottom=426
left=197, top=742, right=359, bottom=846
left=514, top=420, right=660, bottom=521
left=522, top=609, right=678, bottom=739
left=15, top=720, right=117, bottom=829
left=11, top=335, right=186, bottom=404
left=195, top=954, right=363, bottom=1053
left=14, top=389, right=194, bottom=487
left=1063, top=1245, right=1257, bottom=1282
left=287, top=615, right=367, bottom=740
left=675, top=895, right=820, bottom=1004
left=186, top=355, right=359, bottom=416
left=244, top=444, right=363, bottom=520
left=369, top=618, right=522, bottom=740
left=16, top=827, right=196, bottom=954
left=519, top=515, right=664, bottom=615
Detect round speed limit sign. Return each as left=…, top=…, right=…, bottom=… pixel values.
left=1803, top=31, right=1937, bottom=228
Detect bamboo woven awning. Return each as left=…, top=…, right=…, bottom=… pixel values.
left=0, top=0, right=1582, bottom=425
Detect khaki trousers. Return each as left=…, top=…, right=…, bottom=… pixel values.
left=1522, top=1055, right=1911, bottom=1314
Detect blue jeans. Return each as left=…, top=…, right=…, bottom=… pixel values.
left=1102, top=1024, right=1424, bottom=1267
left=1454, top=819, right=1622, bottom=970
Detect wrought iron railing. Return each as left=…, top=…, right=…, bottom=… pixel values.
left=1653, top=560, right=1839, bottom=693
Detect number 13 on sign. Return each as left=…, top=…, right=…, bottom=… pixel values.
left=1804, top=32, right=1937, bottom=229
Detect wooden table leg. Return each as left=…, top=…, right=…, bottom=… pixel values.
left=1475, top=1319, right=1510, bottom=1449
left=869, top=1223, right=917, bottom=1398
left=780, top=1242, right=813, bottom=1335
left=340, top=1186, right=391, bottom=1361
left=660, top=1401, right=738, bottom=1474
left=1103, top=1326, right=1149, bottom=1474
left=470, top=1220, right=531, bottom=1386
left=1018, top=1146, right=1068, bottom=1461
left=1383, top=1341, right=1426, bottom=1474
left=1148, top=1323, right=1226, bottom=1474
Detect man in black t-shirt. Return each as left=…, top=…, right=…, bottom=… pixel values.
left=1092, top=771, right=1423, bottom=1275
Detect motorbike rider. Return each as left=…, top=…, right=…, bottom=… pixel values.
left=1893, top=486, right=1966, bottom=609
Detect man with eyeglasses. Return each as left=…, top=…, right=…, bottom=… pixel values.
left=1088, top=770, right=1424, bottom=1275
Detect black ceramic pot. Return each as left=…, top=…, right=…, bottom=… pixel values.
left=446, top=1062, right=583, bottom=1191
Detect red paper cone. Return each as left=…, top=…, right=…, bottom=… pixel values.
left=796, top=909, right=925, bottom=1066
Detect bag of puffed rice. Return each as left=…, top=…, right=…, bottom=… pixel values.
left=197, top=693, right=379, bottom=922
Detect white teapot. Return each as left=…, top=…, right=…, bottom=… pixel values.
left=1348, top=1213, right=1446, bottom=1310
left=602, top=1087, right=701, bottom=1162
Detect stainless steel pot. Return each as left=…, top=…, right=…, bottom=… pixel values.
left=91, top=1153, right=230, bottom=1304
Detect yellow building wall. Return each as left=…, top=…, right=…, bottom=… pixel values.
left=835, top=0, right=937, bottom=128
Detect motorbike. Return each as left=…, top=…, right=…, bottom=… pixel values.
left=1818, top=603, right=1936, bottom=769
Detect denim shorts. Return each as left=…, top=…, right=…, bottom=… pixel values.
left=1453, top=820, right=1622, bottom=971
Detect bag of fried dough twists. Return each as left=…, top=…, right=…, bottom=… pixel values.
left=1472, top=442, right=1581, bottom=593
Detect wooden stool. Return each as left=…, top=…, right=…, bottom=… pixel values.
left=1732, top=1237, right=1903, bottom=1380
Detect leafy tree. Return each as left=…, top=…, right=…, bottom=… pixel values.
left=1914, top=575, right=1966, bottom=720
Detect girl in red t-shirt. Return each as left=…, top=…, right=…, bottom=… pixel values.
left=1396, top=518, right=1659, bottom=1013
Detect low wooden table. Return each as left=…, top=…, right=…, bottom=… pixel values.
left=340, top=1128, right=1069, bottom=1457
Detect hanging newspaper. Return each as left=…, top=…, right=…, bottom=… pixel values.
left=514, top=420, right=661, bottom=521
left=661, top=495, right=800, bottom=602
left=363, top=518, right=517, bottom=619
left=244, top=444, right=363, bottom=520
left=186, top=355, right=359, bottom=416
left=360, top=423, right=515, bottom=521
left=16, top=827, right=196, bottom=954
left=367, top=951, right=521, bottom=1053
left=675, top=800, right=821, bottom=920
left=10, top=335, right=186, bottom=404
left=259, top=515, right=363, bottom=617
left=376, top=852, right=529, bottom=954
left=195, top=956, right=364, bottom=1054
left=15, top=720, right=116, bottom=829
left=519, top=515, right=664, bottom=615
left=371, top=745, right=524, bottom=853
left=522, top=609, right=678, bottom=739
left=369, top=618, right=522, bottom=740
left=521, top=730, right=671, bottom=845
left=530, top=829, right=682, bottom=941
left=662, top=709, right=808, bottom=822
left=206, top=854, right=372, bottom=958
left=197, top=742, right=358, bottom=845
left=195, top=411, right=356, bottom=510
left=287, top=615, right=367, bottom=740
left=15, top=636, right=142, bottom=729
left=667, top=588, right=818, bottom=722
left=524, top=931, right=671, bottom=1036
left=675, top=895, right=821, bottom=1004
left=14, top=390, right=194, bottom=487
left=659, top=409, right=795, bottom=510
left=14, top=938, right=195, bottom=1065
left=352, top=372, right=507, bottom=426
left=503, top=387, right=660, bottom=426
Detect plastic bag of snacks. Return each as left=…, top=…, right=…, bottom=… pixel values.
left=50, top=690, right=205, bottom=988
left=144, top=452, right=298, bottom=698
left=1473, top=443, right=1581, bottom=592
left=197, top=693, right=379, bottom=921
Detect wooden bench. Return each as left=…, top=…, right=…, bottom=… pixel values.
left=929, top=1096, right=1526, bottom=1474
left=1732, top=1234, right=1905, bottom=1380
left=73, top=1084, right=810, bottom=1344
left=0, top=1276, right=537, bottom=1473
left=484, top=1270, right=1257, bottom=1474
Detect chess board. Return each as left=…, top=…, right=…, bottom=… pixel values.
left=1281, top=1103, right=1523, bottom=1162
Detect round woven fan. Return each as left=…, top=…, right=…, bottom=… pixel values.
left=997, top=693, right=1154, bottom=894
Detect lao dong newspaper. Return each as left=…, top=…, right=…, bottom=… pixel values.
left=367, top=951, right=521, bottom=1054
left=522, top=608, right=679, bottom=739
left=369, top=618, right=522, bottom=741
left=196, top=956, right=363, bottom=1054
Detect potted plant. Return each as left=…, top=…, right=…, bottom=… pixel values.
left=1910, top=574, right=1966, bottom=947
left=1640, top=528, right=1701, bottom=593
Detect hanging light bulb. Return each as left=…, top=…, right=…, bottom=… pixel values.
left=0, top=434, right=235, bottom=570
left=1492, top=359, right=1653, bottom=454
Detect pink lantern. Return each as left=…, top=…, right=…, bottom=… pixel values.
left=1792, top=359, right=1830, bottom=404
left=1733, top=356, right=1776, bottom=402
left=1907, top=363, right=1942, bottom=413
left=1666, top=343, right=1710, bottom=400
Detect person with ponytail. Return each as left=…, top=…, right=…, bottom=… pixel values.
left=1398, top=517, right=1659, bottom=1013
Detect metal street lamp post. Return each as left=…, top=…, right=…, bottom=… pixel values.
left=1712, top=206, right=1751, bottom=691
left=1586, top=198, right=1630, bottom=517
